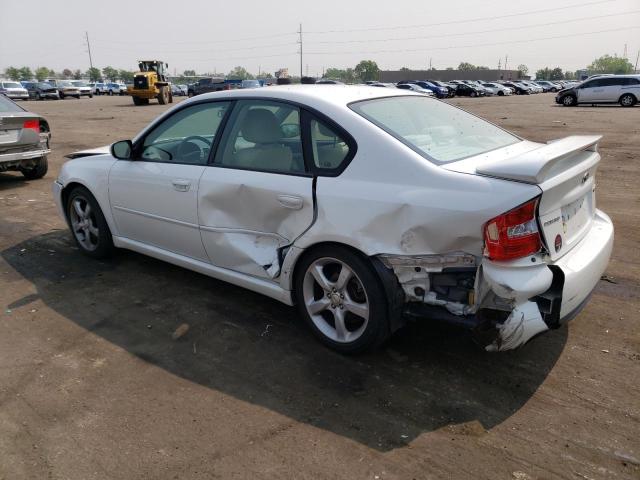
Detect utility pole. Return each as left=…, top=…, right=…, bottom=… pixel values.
left=429, top=57, right=432, bottom=70
left=85, top=31, right=94, bottom=70
left=623, top=43, right=628, bottom=58
left=635, top=49, right=639, bottom=73
left=297, top=23, right=303, bottom=79
left=504, top=54, right=508, bottom=72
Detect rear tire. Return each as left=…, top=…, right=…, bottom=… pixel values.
left=294, top=245, right=390, bottom=354
left=619, top=93, right=636, bottom=107
left=20, top=156, right=48, bottom=180
left=66, top=186, right=114, bottom=259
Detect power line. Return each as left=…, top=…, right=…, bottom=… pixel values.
left=93, top=31, right=297, bottom=47
left=91, top=41, right=295, bottom=55
left=307, top=10, right=640, bottom=45
left=305, top=26, right=640, bottom=56
left=304, top=0, right=614, bottom=34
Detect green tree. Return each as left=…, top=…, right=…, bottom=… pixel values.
left=550, top=67, right=564, bottom=80
left=183, top=69, right=196, bottom=77
left=563, top=70, right=576, bottom=80
left=35, top=67, right=50, bottom=81
left=517, top=64, right=529, bottom=76
left=4, top=67, right=20, bottom=81
left=399, top=66, right=411, bottom=72
left=227, top=66, right=254, bottom=79
left=62, top=68, right=73, bottom=78
left=48, top=69, right=55, bottom=77
left=535, top=67, right=551, bottom=80
left=102, top=66, right=118, bottom=81
left=588, top=54, right=633, bottom=74
left=73, top=69, right=82, bottom=80
left=118, top=70, right=134, bottom=82
left=354, top=60, right=379, bottom=82
left=458, top=62, right=476, bottom=71
left=87, top=67, right=101, bottom=82
left=18, top=67, right=34, bottom=80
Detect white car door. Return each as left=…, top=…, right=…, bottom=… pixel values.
left=109, top=101, right=232, bottom=261
left=198, top=99, right=316, bottom=280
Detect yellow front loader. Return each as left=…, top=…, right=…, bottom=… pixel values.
left=128, top=60, right=173, bottom=106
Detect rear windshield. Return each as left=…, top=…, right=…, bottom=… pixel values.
left=0, top=95, right=25, bottom=112
left=350, top=96, right=519, bottom=164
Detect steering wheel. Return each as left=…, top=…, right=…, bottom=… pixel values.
left=177, top=135, right=212, bottom=163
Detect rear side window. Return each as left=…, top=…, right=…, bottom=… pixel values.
left=620, top=77, right=640, bottom=86
left=310, top=119, right=350, bottom=170
left=350, top=95, right=519, bottom=164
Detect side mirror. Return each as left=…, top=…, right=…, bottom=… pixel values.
left=111, top=140, right=133, bottom=160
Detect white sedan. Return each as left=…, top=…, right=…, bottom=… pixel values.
left=53, top=86, right=613, bottom=353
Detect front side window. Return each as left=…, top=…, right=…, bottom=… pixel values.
left=216, top=100, right=305, bottom=174
left=139, top=101, right=230, bottom=164
left=350, top=95, right=519, bottom=164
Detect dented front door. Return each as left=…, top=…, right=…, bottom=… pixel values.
left=197, top=168, right=313, bottom=280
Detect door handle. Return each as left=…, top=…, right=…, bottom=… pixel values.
left=277, top=194, right=304, bottom=210
left=172, top=179, right=191, bottom=192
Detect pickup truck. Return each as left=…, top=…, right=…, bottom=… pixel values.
left=187, top=78, right=242, bottom=97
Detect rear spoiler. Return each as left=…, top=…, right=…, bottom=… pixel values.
left=476, top=135, right=602, bottom=184
left=65, top=145, right=110, bottom=159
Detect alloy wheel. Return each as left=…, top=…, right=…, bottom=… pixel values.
left=69, top=196, right=100, bottom=251
left=302, top=257, right=370, bottom=343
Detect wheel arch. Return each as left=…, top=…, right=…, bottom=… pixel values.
left=619, top=92, right=637, bottom=105
left=60, top=181, right=117, bottom=236
left=285, top=241, right=405, bottom=333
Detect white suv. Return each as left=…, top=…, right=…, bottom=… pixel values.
left=556, top=75, right=640, bottom=107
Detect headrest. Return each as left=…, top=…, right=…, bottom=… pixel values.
left=242, top=108, right=283, bottom=143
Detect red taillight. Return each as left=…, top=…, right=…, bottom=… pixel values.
left=483, top=198, right=541, bottom=261
left=23, top=120, right=39, bottom=132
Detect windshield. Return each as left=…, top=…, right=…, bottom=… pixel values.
left=2, top=82, right=22, bottom=88
left=72, top=81, right=88, bottom=86
left=0, top=95, right=25, bottom=112
left=37, top=82, right=53, bottom=88
left=350, top=95, right=519, bottom=164
left=58, top=81, right=73, bottom=87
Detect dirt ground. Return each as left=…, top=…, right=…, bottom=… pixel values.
left=0, top=93, right=638, bottom=480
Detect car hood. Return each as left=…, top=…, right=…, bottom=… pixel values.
left=65, top=145, right=111, bottom=159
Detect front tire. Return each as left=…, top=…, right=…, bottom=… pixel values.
left=294, top=245, right=390, bottom=354
left=66, top=186, right=114, bottom=259
left=20, top=156, right=48, bottom=180
left=619, top=93, right=636, bottom=107
left=562, top=94, right=577, bottom=106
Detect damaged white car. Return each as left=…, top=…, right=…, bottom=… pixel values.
left=53, top=86, right=613, bottom=353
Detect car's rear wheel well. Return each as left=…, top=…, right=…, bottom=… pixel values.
left=619, top=92, right=637, bottom=106
left=291, top=242, right=405, bottom=332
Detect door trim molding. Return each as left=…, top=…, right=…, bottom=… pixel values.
left=112, top=205, right=200, bottom=230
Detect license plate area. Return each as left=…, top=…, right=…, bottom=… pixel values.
left=561, top=192, right=592, bottom=244
left=0, top=129, right=19, bottom=144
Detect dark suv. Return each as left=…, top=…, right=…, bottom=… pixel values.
left=187, top=78, right=228, bottom=97
left=23, top=82, right=60, bottom=100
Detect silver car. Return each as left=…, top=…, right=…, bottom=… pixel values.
left=0, top=81, right=29, bottom=100
left=0, top=95, right=51, bottom=179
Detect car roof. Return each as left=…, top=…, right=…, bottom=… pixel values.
left=192, top=84, right=415, bottom=108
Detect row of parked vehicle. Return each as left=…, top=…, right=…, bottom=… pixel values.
left=360, top=79, right=579, bottom=98
left=0, top=79, right=138, bottom=101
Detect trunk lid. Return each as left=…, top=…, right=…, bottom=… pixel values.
left=444, top=136, right=602, bottom=261
left=0, top=113, right=41, bottom=147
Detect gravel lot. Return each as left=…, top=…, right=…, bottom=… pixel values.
left=1, top=93, right=638, bottom=480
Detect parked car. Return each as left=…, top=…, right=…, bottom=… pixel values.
left=425, top=80, right=456, bottom=97
left=395, top=83, right=434, bottom=95
left=519, top=81, right=543, bottom=93
left=171, top=84, right=183, bottom=97
left=0, top=81, right=29, bottom=101
left=23, top=82, right=60, bottom=100
left=55, top=86, right=613, bottom=354
left=90, top=82, right=107, bottom=95
left=106, top=83, right=127, bottom=95
left=465, top=81, right=494, bottom=96
left=481, top=82, right=512, bottom=96
left=555, top=75, right=640, bottom=107
left=47, top=80, right=80, bottom=99
left=0, top=95, right=51, bottom=179
left=316, top=79, right=344, bottom=85
left=399, top=80, right=448, bottom=98
left=501, top=82, right=530, bottom=95
left=240, top=79, right=262, bottom=89
left=454, top=83, right=485, bottom=97
left=187, top=77, right=228, bottom=97
left=177, top=84, right=188, bottom=95
left=70, top=80, right=93, bottom=98
left=534, top=80, right=560, bottom=92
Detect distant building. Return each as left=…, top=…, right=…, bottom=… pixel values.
left=379, top=69, right=524, bottom=83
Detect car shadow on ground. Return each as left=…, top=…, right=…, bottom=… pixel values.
left=0, top=173, right=33, bottom=191
left=2, top=231, right=567, bottom=451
